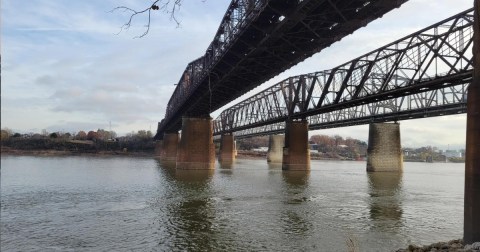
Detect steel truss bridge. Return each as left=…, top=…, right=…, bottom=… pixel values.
left=213, top=8, right=474, bottom=138
left=155, top=0, right=409, bottom=139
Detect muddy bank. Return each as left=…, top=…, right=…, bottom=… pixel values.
left=1, top=147, right=153, bottom=158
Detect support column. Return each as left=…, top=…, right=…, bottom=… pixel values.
left=219, top=134, right=235, bottom=162
left=282, top=120, right=310, bottom=170
left=176, top=117, right=215, bottom=170
left=267, top=135, right=284, bottom=163
left=464, top=0, right=480, bottom=244
left=366, top=123, right=403, bottom=172
left=154, top=140, right=163, bottom=157
left=161, top=132, right=179, bottom=161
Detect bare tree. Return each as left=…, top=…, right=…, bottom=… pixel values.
left=111, top=0, right=183, bottom=38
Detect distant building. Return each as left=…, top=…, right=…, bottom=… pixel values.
left=444, top=150, right=462, bottom=158
left=252, top=147, right=268, bottom=152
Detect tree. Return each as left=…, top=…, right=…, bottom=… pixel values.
left=111, top=0, right=184, bottom=38
left=87, top=131, right=98, bottom=140
left=1, top=128, right=13, bottom=141
left=76, top=131, right=87, bottom=140
left=49, top=132, right=58, bottom=138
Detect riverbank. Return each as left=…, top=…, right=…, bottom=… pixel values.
left=396, top=239, right=480, bottom=252
left=0, top=147, right=153, bottom=158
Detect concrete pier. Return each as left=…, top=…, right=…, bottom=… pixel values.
left=282, top=120, right=310, bottom=170
left=267, top=135, right=284, bottom=163
left=219, top=134, right=236, bottom=162
left=176, top=117, right=215, bottom=170
left=154, top=140, right=163, bottom=157
left=464, top=0, right=480, bottom=244
left=161, top=132, right=179, bottom=161
left=366, top=123, right=403, bottom=172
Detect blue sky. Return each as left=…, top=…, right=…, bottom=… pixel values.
left=1, top=0, right=473, bottom=149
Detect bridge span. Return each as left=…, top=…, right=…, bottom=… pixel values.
left=155, top=0, right=408, bottom=138
left=153, top=4, right=480, bottom=243
left=213, top=8, right=474, bottom=137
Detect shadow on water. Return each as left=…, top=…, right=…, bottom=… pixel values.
left=367, top=172, right=404, bottom=232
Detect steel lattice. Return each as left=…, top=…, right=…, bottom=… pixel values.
left=213, top=8, right=474, bottom=138
left=155, top=0, right=409, bottom=139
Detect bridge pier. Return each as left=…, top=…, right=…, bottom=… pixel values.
left=464, top=0, right=480, bottom=244
left=267, top=135, right=284, bottom=163
left=154, top=140, right=163, bottom=157
left=176, top=117, right=215, bottom=170
left=282, top=120, right=310, bottom=170
left=366, top=123, right=403, bottom=172
left=219, top=134, right=236, bottom=162
left=161, top=133, right=179, bottom=161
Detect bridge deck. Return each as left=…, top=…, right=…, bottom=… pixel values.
left=213, top=8, right=474, bottom=138
left=155, top=0, right=408, bottom=139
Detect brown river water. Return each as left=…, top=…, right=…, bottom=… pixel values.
left=1, top=155, right=464, bottom=251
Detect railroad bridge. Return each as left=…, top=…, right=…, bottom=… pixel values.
left=153, top=0, right=480, bottom=243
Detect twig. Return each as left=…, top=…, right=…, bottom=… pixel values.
left=110, top=0, right=183, bottom=38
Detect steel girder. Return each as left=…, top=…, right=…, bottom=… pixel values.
left=213, top=8, right=474, bottom=138
left=155, top=0, right=409, bottom=139
left=227, top=83, right=469, bottom=139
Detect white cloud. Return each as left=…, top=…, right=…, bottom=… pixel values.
left=1, top=0, right=473, bottom=147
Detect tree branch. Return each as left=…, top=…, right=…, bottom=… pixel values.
left=110, top=0, right=183, bottom=39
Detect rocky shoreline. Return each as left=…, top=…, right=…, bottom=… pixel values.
left=396, top=240, right=480, bottom=252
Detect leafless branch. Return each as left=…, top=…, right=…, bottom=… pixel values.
left=110, top=0, right=184, bottom=39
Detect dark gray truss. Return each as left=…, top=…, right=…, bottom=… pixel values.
left=213, top=8, right=474, bottom=138
left=155, top=0, right=409, bottom=139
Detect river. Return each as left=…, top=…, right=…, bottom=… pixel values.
left=1, top=155, right=464, bottom=251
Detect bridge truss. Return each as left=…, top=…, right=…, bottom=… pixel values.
left=155, top=0, right=408, bottom=139
left=213, top=8, right=474, bottom=138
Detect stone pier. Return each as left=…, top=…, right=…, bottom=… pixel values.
left=366, top=123, right=403, bottom=172
left=464, top=0, right=480, bottom=244
left=267, top=135, right=284, bottom=163
left=282, top=120, right=310, bottom=170
left=219, top=134, right=236, bottom=162
left=161, top=132, right=179, bottom=161
left=154, top=140, right=163, bottom=157
left=176, top=117, right=215, bottom=170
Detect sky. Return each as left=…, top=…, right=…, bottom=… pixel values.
left=1, top=0, right=474, bottom=149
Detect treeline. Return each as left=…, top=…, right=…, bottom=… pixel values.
left=236, top=134, right=368, bottom=160
left=1, top=128, right=156, bottom=154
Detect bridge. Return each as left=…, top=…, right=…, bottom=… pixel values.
left=154, top=0, right=408, bottom=137
left=212, top=8, right=473, bottom=137
left=153, top=2, right=480, bottom=243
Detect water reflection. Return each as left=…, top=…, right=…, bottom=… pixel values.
left=367, top=172, right=404, bottom=232
left=282, top=171, right=310, bottom=188
left=218, top=160, right=234, bottom=169
left=281, top=171, right=312, bottom=236
left=267, top=163, right=283, bottom=170
left=154, top=161, right=226, bottom=251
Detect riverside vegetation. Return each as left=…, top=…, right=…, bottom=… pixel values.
left=0, top=128, right=155, bottom=156
left=1, top=128, right=464, bottom=162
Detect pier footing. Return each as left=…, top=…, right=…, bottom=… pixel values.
left=176, top=117, right=215, bottom=170
left=282, top=120, right=310, bottom=170
left=366, top=123, right=403, bottom=172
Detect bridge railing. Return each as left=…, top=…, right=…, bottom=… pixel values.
left=213, top=8, right=474, bottom=136
left=159, top=0, right=268, bottom=134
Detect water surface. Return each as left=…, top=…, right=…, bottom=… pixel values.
left=1, top=156, right=464, bottom=251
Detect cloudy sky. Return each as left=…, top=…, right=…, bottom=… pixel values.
left=2, top=0, right=473, bottom=149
